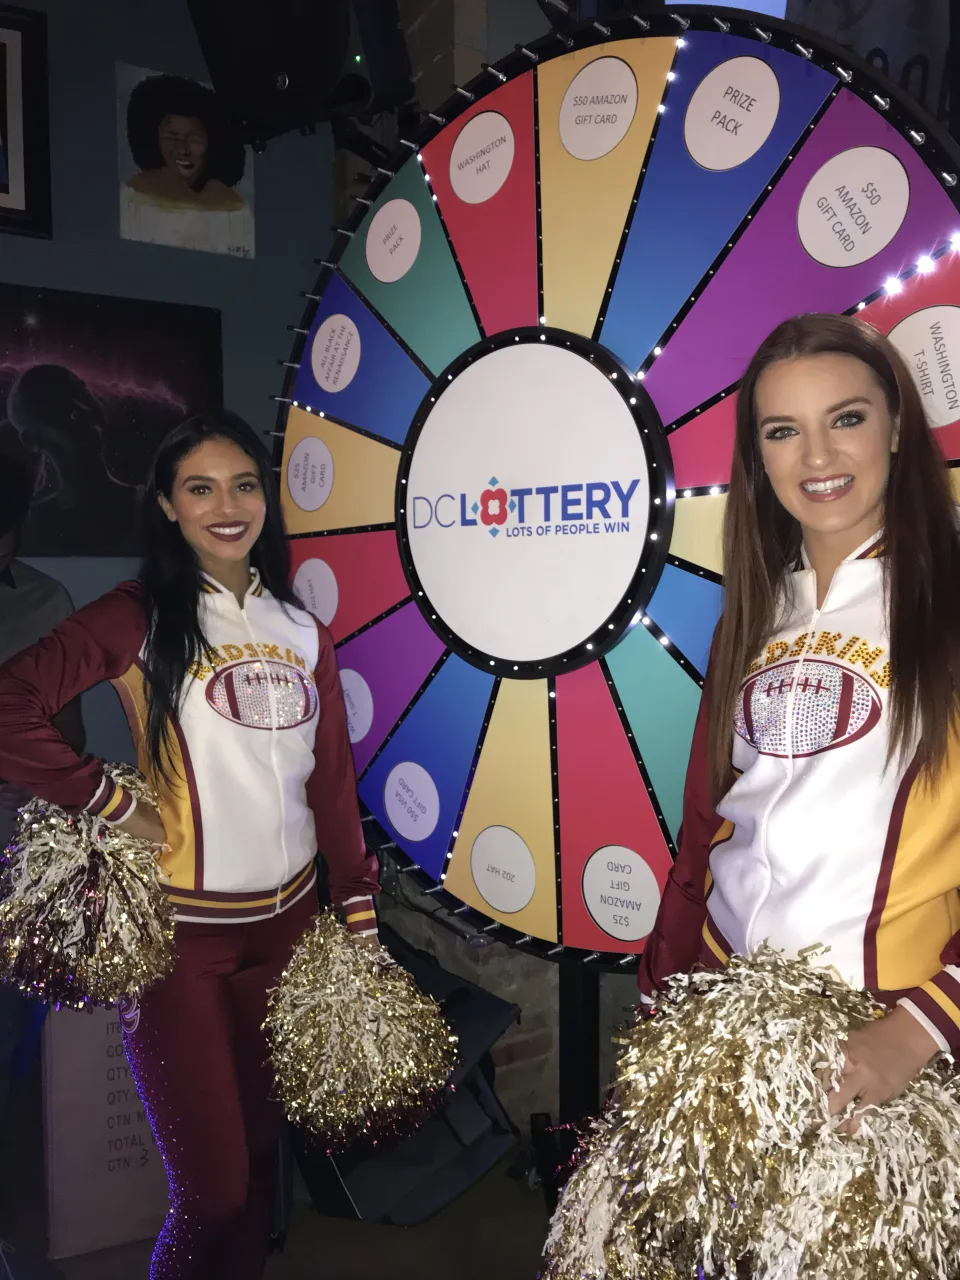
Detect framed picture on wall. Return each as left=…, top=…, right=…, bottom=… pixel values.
left=117, top=63, right=255, bottom=258
left=0, top=283, right=223, bottom=555
left=0, top=4, right=51, bottom=238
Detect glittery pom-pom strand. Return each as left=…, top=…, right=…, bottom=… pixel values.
left=542, top=947, right=960, bottom=1280
left=265, top=911, right=459, bottom=1150
left=0, top=765, right=175, bottom=1008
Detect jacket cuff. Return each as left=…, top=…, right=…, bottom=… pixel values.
left=341, top=895, right=378, bottom=937
left=85, top=777, right=136, bottom=826
left=898, top=966, right=960, bottom=1055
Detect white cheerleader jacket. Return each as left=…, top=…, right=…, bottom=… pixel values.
left=640, top=532, right=960, bottom=1054
left=0, top=572, right=379, bottom=932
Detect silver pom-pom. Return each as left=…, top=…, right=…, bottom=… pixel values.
left=265, top=911, right=458, bottom=1149
left=543, top=946, right=960, bottom=1280
left=0, top=765, right=175, bottom=1007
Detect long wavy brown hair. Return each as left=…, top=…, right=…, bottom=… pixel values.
left=708, top=313, right=960, bottom=805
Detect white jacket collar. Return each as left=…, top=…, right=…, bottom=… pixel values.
left=798, top=529, right=885, bottom=572
left=200, top=568, right=264, bottom=600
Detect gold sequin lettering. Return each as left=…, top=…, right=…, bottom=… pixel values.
left=764, top=641, right=789, bottom=666
left=812, top=631, right=842, bottom=656
left=845, top=640, right=884, bottom=671
left=869, top=661, right=892, bottom=689
left=835, top=636, right=861, bottom=661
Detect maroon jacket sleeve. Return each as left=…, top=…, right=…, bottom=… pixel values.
left=306, top=619, right=381, bottom=934
left=638, top=661, right=723, bottom=999
left=0, top=582, right=147, bottom=816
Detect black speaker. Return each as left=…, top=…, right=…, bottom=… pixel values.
left=186, top=0, right=412, bottom=146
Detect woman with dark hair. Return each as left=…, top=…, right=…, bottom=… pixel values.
left=0, top=412, right=380, bottom=1278
left=639, top=313, right=960, bottom=1124
left=121, top=74, right=252, bottom=255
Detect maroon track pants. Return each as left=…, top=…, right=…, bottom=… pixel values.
left=121, top=890, right=315, bottom=1280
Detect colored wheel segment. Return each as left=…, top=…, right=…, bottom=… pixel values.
left=644, top=88, right=960, bottom=426
left=276, top=13, right=960, bottom=962
left=422, top=73, right=539, bottom=335
left=444, top=679, right=558, bottom=942
left=538, top=37, right=676, bottom=337
left=289, top=530, right=409, bottom=644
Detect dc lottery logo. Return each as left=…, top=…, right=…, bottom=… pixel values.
left=411, top=475, right=642, bottom=539
left=401, top=341, right=661, bottom=667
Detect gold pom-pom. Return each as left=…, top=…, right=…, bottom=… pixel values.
left=0, top=765, right=175, bottom=1008
left=543, top=947, right=960, bottom=1280
left=265, top=911, right=458, bottom=1148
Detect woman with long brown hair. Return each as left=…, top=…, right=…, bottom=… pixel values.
left=639, top=312, right=960, bottom=1123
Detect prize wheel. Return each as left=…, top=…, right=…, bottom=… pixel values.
left=274, top=6, right=960, bottom=968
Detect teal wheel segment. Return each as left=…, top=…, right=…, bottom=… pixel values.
left=605, top=621, right=704, bottom=842
left=338, top=156, right=482, bottom=375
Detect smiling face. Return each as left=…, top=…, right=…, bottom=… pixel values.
left=755, top=352, right=899, bottom=560
left=158, top=113, right=208, bottom=186
left=158, top=437, right=266, bottom=582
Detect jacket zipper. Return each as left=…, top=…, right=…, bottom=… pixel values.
left=743, top=575, right=833, bottom=952
left=235, top=592, right=289, bottom=915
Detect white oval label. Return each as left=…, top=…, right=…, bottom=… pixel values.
left=287, top=437, right=334, bottom=513
left=581, top=845, right=660, bottom=942
left=384, top=762, right=440, bottom=842
left=293, top=557, right=339, bottom=626
left=888, top=305, right=960, bottom=428
left=559, top=57, right=638, bottom=161
left=797, top=146, right=910, bottom=268
left=340, top=669, right=374, bottom=744
left=310, top=314, right=361, bottom=392
left=470, top=826, right=536, bottom=914
left=449, top=111, right=515, bottom=203
left=684, top=56, right=780, bottom=171
left=365, top=198, right=422, bottom=283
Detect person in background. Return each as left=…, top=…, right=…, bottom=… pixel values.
left=0, top=413, right=379, bottom=1279
left=0, top=454, right=85, bottom=1115
left=0, top=455, right=85, bottom=740
left=0, top=455, right=87, bottom=1279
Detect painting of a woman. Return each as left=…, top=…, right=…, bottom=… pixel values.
left=119, top=69, right=255, bottom=258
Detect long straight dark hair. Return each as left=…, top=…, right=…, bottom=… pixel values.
left=708, top=313, right=960, bottom=804
left=140, top=411, right=300, bottom=779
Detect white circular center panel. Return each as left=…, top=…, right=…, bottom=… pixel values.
left=684, top=56, right=781, bottom=172
left=581, top=845, right=661, bottom=942
left=797, top=146, right=910, bottom=268
left=449, top=112, right=515, bottom=203
left=888, top=305, right=960, bottom=428
left=404, top=343, right=651, bottom=663
left=559, top=57, right=638, bottom=161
